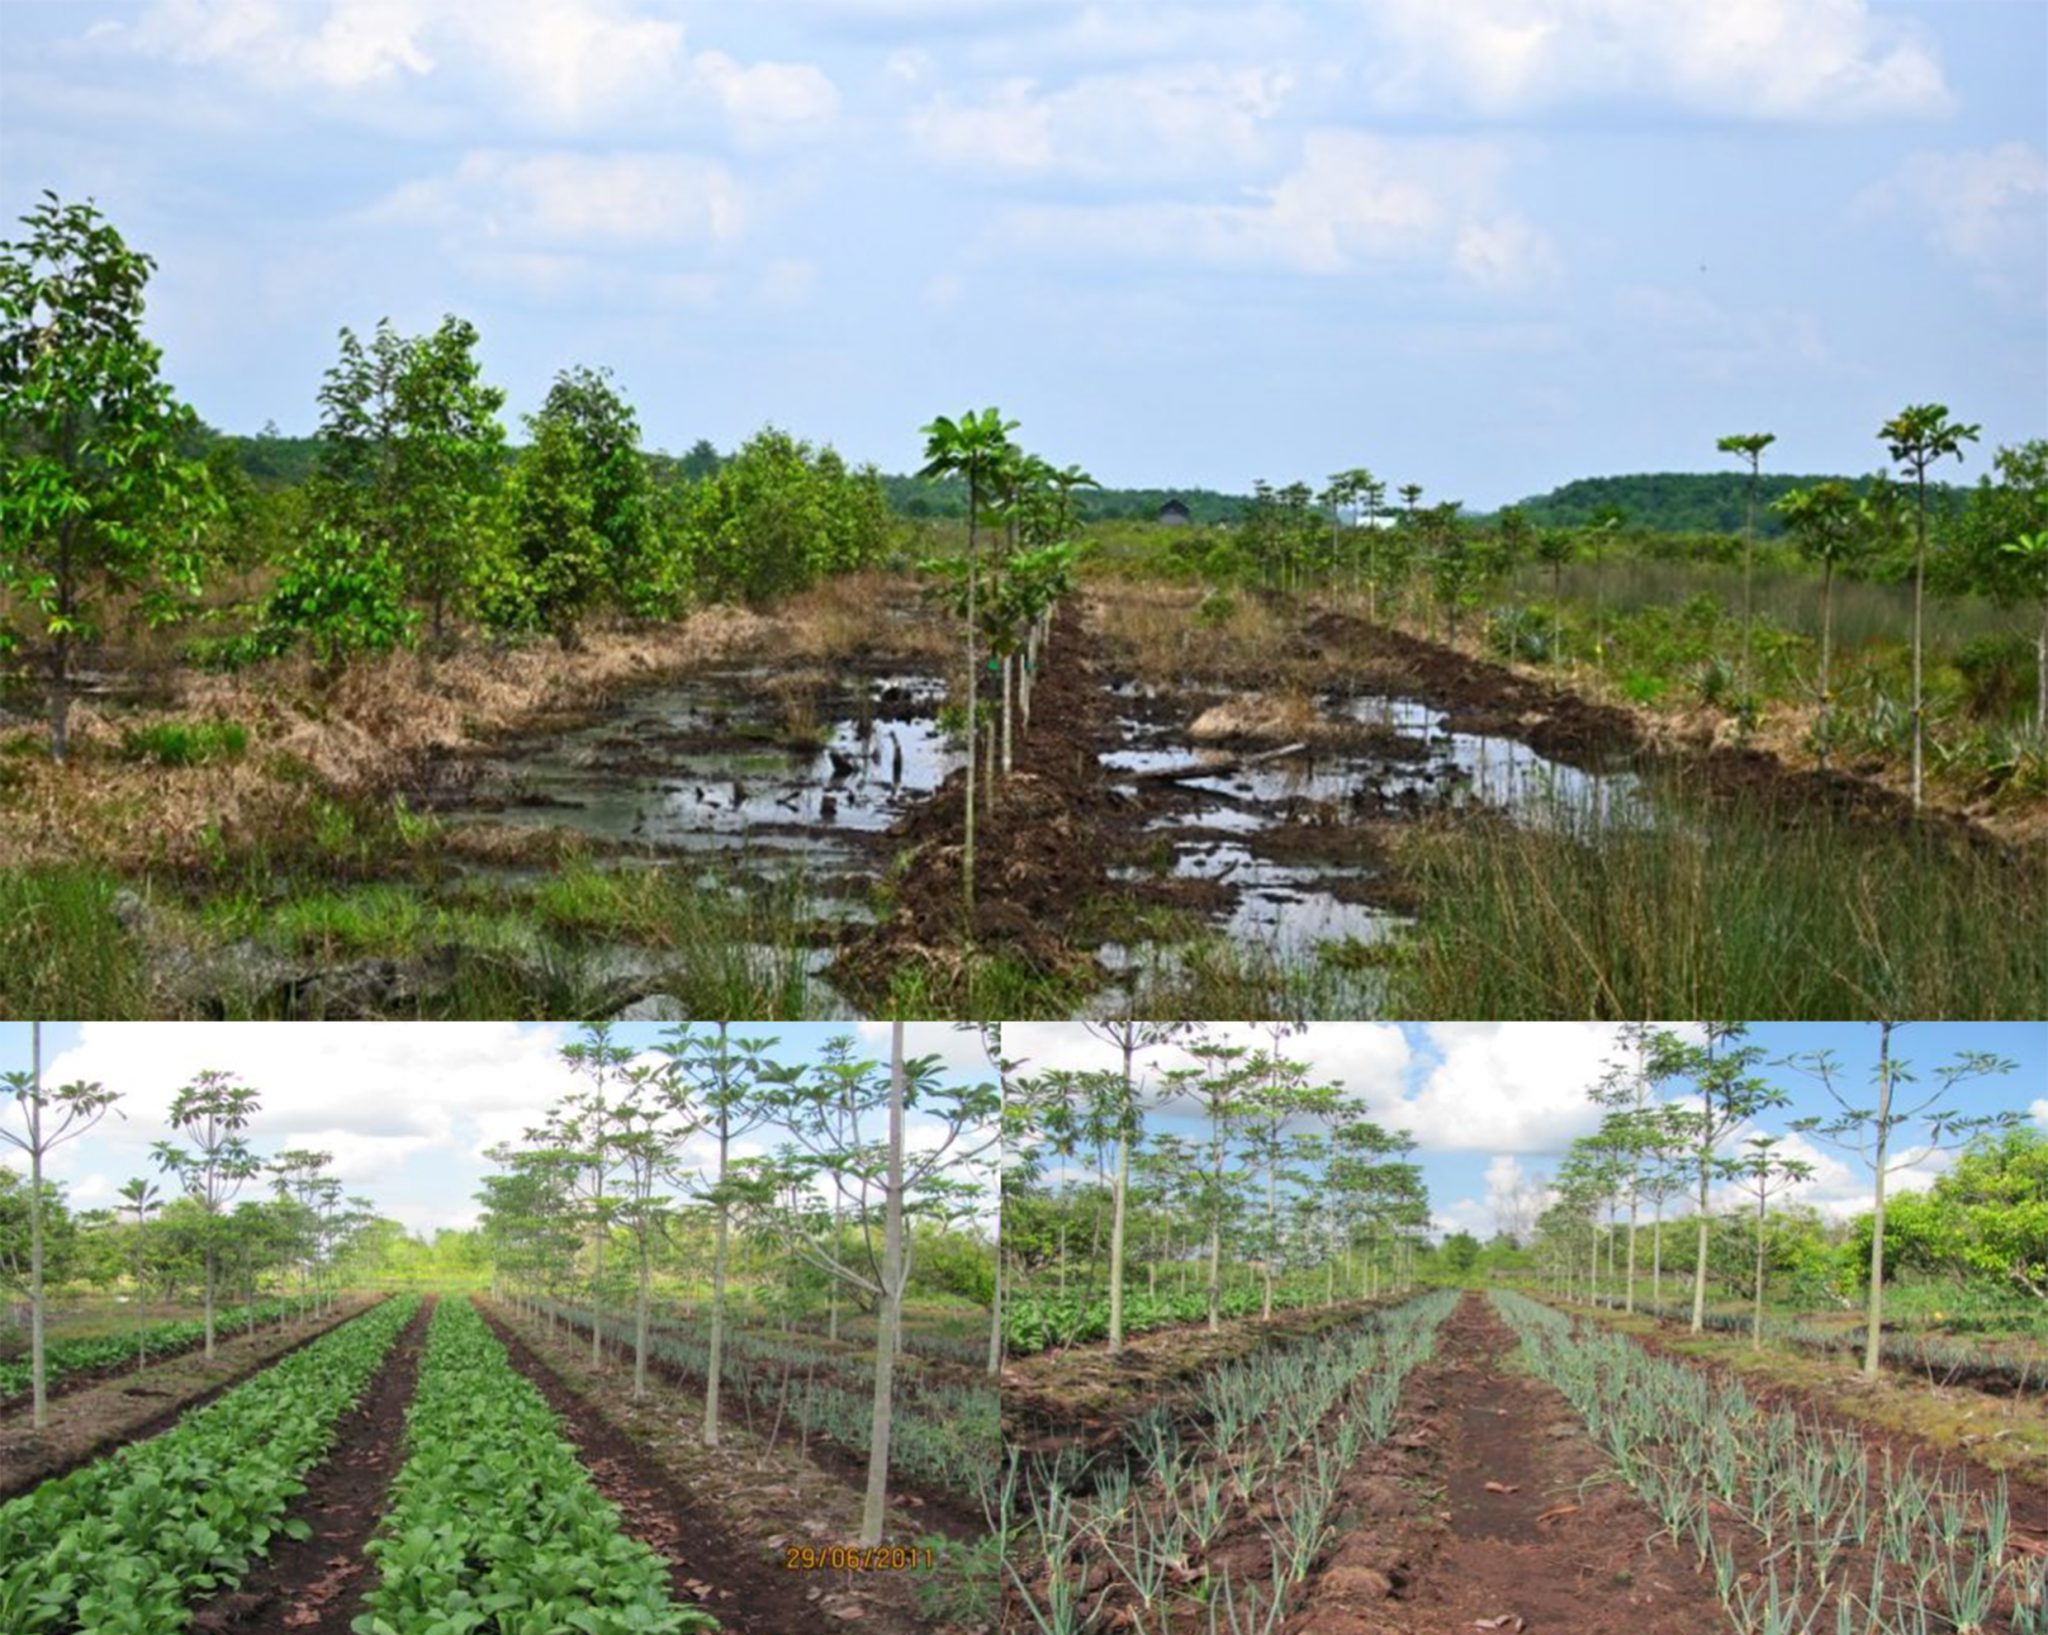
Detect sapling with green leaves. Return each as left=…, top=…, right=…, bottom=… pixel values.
left=551, top=1021, right=634, bottom=1369
left=1785, top=1021, right=2016, bottom=1376
left=1716, top=431, right=1777, bottom=693
left=1722, top=1135, right=1815, bottom=1348
left=151, top=1069, right=261, bottom=1361
left=115, top=1177, right=159, bottom=1370
left=1772, top=479, right=1868, bottom=714
left=740, top=1027, right=999, bottom=1543
left=1880, top=403, right=1981, bottom=807
left=660, top=1022, right=781, bottom=1443
left=1, top=1025, right=121, bottom=1426
left=608, top=1060, right=704, bottom=1401
left=1083, top=1021, right=1184, bottom=1355
left=1665, top=1024, right=1787, bottom=1333
left=1238, top=1026, right=1343, bottom=1322
left=918, top=407, right=1020, bottom=922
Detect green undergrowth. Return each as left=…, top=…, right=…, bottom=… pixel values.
left=1393, top=773, right=2048, bottom=1017
left=0, top=866, right=150, bottom=1017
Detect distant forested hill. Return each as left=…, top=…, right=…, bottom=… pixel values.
left=1507, top=472, right=1962, bottom=537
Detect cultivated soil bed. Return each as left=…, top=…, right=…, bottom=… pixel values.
left=482, top=1301, right=989, bottom=1635
left=185, top=1294, right=435, bottom=1634
left=0, top=1296, right=376, bottom=1500
left=1273, top=1292, right=1732, bottom=1635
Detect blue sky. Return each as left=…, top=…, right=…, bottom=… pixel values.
left=1003, top=1022, right=2048, bottom=1240
left=1, top=1, right=2042, bottom=505
left=0, top=1022, right=1000, bottom=1237
left=0, top=1022, right=2039, bottom=1240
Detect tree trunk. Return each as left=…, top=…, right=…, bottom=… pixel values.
left=1623, top=1180, right=1639, bottom=1313
left=963, top=495, right=979, bottom=924
left=1691, top=1085, right=1711, bottom=1335
left=28, top=1025, right=47, bottom=1429
left=1864, top=1022, right=1895, bottom=1378
left=1911, top=474, right=1927, bottom=810
left=986, top=1238, right=1002, bottom=1378
left=204, top=1243, right=217, bottom=1360
left=705, top=1120, right=730, bottom=1443
left=2036, top=601, right=2047, bottom=736
left=1001, top=653, right=1014, bottom=775
left=633, top=1207, right=651, bottom=1401
left=1108, top=1032, right=1134, bottom=1356
left=860, top=1025, right=908, bottom=1547
left=1753, top=1188, right=1767, bottom=1351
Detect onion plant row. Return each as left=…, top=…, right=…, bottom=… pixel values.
left=1005, top=1289, right=1460, bottom=1635
left=0, top=1293, right=418, bottom=1635
left=353, top=1297, right=708, bottom=1635
left=0, top=1298, right=303, bottom=1397
left=1490, top=1291, right=2045, bottom=1635
left=528, top=1298, right=999, bottom=1510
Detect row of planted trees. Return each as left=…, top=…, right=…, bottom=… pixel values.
left=0, top=193, right=897, bottom=758
left=0, top=1023, right=372, bottom=1427
left=915, top=409, right=1091, bottom=920
left=1198, top=415, right=2046, bottom=807
left=476, top=1021, right=998, bottom=1546
left=1000, top=1021, right=1431, bottom=1358
left=1524, top=1021, right=2016, bottom=1360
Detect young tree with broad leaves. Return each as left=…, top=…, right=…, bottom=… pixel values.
left=1723, top=1135, right=1815, bottom=1349
left=1664, top=1025, right=1788, bottom=1333
left=660, top=1023, right=781, bottom=1444
left=1785, top=1022, right=2016, bottom=1376
left=918, top=408, right=1019, bottom=924
left=1880, top=404, right=1981, bottom=808
left=1082, top=1021, right=1185, bottom=1355
left=151, top=1069, right=262, bottom=1361
left=1772, top=480, right=1868, bottom=715
left=1716, top=431, right=1777, bottom=694
left=0, top=193, right=215, bottom=758
left=1, top=1024, right=121, bottom=1426
left=116, top=1177, right=160, bottom=1370
left=549, top=1022, right=635, bottom=1371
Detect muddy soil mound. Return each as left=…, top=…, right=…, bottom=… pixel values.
left=831, top=606, right=1126, bottom=1005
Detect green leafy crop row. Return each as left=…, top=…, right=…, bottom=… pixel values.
left=0, top=1300, right=299, bottom=1398
left=0, top=1293, right=418, bottom=1635
left=1001, top=1283, right=1324, bottom=1356
left=352, top=1297, right=712, bottom=1635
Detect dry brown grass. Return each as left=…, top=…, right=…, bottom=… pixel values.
left=0, top=574, right=948, bottom=871
left=1086, top=580, right=1294, bottom=684
left=1188, top=690, right=1320, bottom=743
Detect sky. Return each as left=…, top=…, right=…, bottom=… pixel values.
left=1001, top=1021, right=2048, bottom=1241
left=1, top=0, right=2042, bottom=507
left=0, top=1021, right=1001, bottom=1238
left=0, top=1021, right=2040, bottom=1241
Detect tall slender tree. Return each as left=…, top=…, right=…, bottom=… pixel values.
left=115, top=1178, right=160, bottom=1371
left=1668, top=1025, right=1787, bottom=1333
left=1786, top=1023, right=2015, bottom=1375
left=1724, top=1136, right=1814, bottom=1349
left=1880, top=404, right=1980, bottom=807
left=151, top=1070, right=262, bottom=1361
left=1716, top=432, right=1777, bottom=694
left=1, top=1026, right=121, bottom=1427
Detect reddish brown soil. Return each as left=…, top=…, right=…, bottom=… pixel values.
left=1280, top=1294, right=1730, bottom=1635
left=0, top=1321, right=245, bottom=1419
left=186, top=1297, right=433, bottom=1633
left=524, top=1304, right=990, bottom=1538
left=0, top=1298, right=376, bottom=1500
left=480, top=1303, right=918, bottom=1635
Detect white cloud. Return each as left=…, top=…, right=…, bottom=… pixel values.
left=1393, top=1023, right=1630, bottom=1152
left=1360, top=0, right=1951, bottom=121
left=1614, top=284, right=1833, bottom=383
left=371, top=149, right=746, bottom=248
left=1862, top=143, right=2048, bottom=295
left=121, top=0, right=838, bottom=139
left=2033, top=1099, right=2048, bottom=1131
left=1453, top=212, right=1560, bottom=291
left=907, top=63, right=1290, bottom=181
left=996, top=130, right=1537, bottom=280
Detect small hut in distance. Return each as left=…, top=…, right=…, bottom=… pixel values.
left=1155, top=497, right=1193, bottom=526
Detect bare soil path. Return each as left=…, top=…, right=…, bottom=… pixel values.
left=480, top=1302, right=945, bottom=1635
left=0, top=1297, right=376, bottom=1501
left=187, top=1295, right=434, bottom=1634
left=1284, top=1292, right=1727, bottom=1635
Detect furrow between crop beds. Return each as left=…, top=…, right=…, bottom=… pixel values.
left=0, top=1293, right=418, bottom=1635
left=1003, top=1288, right=1457, bottom=1635
left=1491, top=1289, right=2048, bottom=1635
left=353, top=1296, right=710, bottom=1635
left=182, top=1293, right=435, bottom=1635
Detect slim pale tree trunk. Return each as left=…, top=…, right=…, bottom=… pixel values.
left=1691, top=1082, right=1713, bottom=1334
left=204, top=1241, right=217, bottom=1360
left=705, top=1113, right=731, bottom=1443
left=1623, top=1178, right=1640, bottom=1313
left=1863, top=1022, right=1896, bottom=1378
left=1108, top=1032, right=1135, bottom=1356
left=1001, top=654, right=1014, bottom=775
left=1652, top=1202, right=1664, bottom=1307
left=1752, top=1187, right=1768, bottom=1351
left=1910, top=478, right=1927, bottom=809
left=860, top=1024, right=908, bottom=1547
left=633, top=1209, right=651, bottom=1400
left=1261, top=1152, right=1277, bottom=1322
left=2035, top=602, right=2047, bottom=735
left=963, top=497, right=979, bottom=923
left=829, top=1190, right=842, bottom=1344
left=986, top=1239, right=1002, bottom=1378
left=28, top=1024, right=47, bottom=1429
